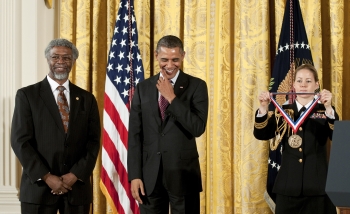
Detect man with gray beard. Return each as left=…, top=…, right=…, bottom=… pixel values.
left=11, top=39, right=100, bottom=214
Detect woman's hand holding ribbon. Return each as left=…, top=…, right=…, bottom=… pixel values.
left=258, top=91, right=271, bottom=115
left=319, top=89, right=333, bottom=115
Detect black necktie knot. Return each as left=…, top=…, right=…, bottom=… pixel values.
left=296, top=106, right=306, bottom=120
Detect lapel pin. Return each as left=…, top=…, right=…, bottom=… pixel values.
left=180, top=86, right=183, bottom=88
left=76, top=97, right=79, bottom=100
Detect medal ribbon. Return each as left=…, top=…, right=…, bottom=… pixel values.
left=270, top=94, right=320, bottom=133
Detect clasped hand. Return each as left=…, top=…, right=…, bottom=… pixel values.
left=43, top=172, right=77, bottom=195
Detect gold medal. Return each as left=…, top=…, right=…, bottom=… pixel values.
left=288, top=134, right=302, bottom=148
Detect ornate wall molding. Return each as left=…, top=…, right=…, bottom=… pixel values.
left=0, top=1, right=22, bottom=212
left=0, top=0, right=57, bottom=213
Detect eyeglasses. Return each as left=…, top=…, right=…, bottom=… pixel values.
left=50, top=55, right=73, bottom=62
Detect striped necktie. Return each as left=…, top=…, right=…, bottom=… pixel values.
left=158, top=80, right=173, bottom=120
left=159, top=95, right=169, bottom=121
left=57, top=86, right=69, bottom=133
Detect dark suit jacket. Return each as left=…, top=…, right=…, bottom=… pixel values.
left=127, top=71, right=208, bottom=196
left=254, top=102, right=339, bottom=196
left=11, top=77, right=100, bottom=205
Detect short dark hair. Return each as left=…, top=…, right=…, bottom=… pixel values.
left=294, top=64, right=319, bottom=82
left=44, top=38, right=79, bottom=60
left=156, top=35, right=184, bottom=54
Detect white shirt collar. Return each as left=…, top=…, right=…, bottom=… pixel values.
left=295, top=99, right=313, bottom=111
left=47, top=75, right=70, bottom=92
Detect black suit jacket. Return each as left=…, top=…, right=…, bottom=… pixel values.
left=254, top=102, right=339, bottom=196
left=127, top=71, right=208, bottom=196
left=11, top=77, right=100, bottom=205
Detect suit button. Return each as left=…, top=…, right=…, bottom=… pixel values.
left=299, top=148, right=302, bottom=152
left=299, top=159, right=303, bottom=163
left=157, top=152, right=161, bottom=155
left=299, top=127, right=303, bottom=131
left=64, top=144, right=68, bottom=148
left=161, top=133, right=165, bottom=136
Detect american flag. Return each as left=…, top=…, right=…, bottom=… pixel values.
left=100, top=0, right=144, bottom=213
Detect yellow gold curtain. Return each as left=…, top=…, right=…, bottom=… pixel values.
left=59, top=0, right=350, bottom=213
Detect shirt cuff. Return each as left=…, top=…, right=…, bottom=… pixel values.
left=325, top=109, right=335, bottom=119
left=256, top=111, right=267, bottom=118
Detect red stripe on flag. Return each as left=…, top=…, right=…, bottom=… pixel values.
left=100, top=167, right=125, bottom=214
left=103, top=129, right=139, bottom=214
left=104, top=93, right=129, bottom=149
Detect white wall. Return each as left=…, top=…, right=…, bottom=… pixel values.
left=0, top=0, right=58, bottom=213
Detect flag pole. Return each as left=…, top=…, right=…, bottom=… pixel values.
left=128, top=0, right=134, bottom=102
left=288, top=0, right=295, bottom=103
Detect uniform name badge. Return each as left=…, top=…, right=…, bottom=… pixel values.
left=269, top=93, right=320, bottom=149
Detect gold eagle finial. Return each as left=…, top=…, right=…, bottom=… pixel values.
left=275, top=64, right=295, bottom=105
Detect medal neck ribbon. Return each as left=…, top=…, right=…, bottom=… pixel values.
left=270, top=93, right=320, bottom=133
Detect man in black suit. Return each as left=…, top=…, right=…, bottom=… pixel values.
left=128, top=35, right=208, bottom=213
left=11, top=38, right=101, bottom=214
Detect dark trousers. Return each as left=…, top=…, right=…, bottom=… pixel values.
left=139, top=162, right=200, bottom=214
left=21, top=195, right=90, bottom=214
left=275, top=194, right=336, bottom=214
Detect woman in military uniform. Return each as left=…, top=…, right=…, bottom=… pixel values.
left=254, top=64, right=338, bottom=214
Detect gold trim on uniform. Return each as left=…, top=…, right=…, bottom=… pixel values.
left=254, top=111, right=273, bottom=129
left=269, top=109, right=289, bottom=151
left=328, top=122, right=334, bottom=130
left=254, top=119, right=268, bottom=129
